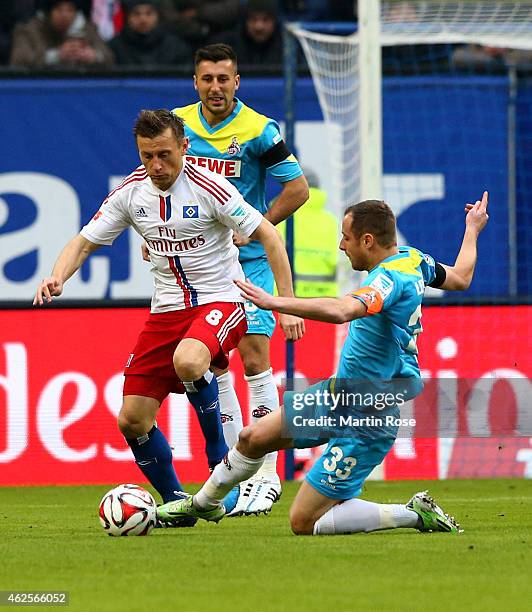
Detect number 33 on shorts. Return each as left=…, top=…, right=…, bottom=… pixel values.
left=323, top=446, right=357, bottom=481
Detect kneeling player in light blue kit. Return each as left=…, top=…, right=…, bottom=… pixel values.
left=158, top=193, right=489, bottom=535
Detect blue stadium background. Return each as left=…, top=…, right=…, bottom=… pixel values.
left=0, top=74, right=531, bottom=298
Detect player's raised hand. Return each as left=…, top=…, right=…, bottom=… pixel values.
left=464, top=191, right=489, bottom=234
left=235, top=278, right=275, bottom=310
left=279, top=313, right=305, bottom=341
left=33, top=276, right=63, bottom=306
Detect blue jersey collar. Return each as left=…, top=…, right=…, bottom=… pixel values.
left=368, top=248, right=404, bottom=274
left=197, top=98, right=243, bottom=134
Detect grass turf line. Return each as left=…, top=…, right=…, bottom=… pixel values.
left=1, top=479, right=531, bottom=612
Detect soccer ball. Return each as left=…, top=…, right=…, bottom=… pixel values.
left=99, top=484, right=157, bottom=536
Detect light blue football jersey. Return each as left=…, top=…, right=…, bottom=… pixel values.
left=336, top=246, right=437, bottom=384
left=172, top=98, right=303, bottom=262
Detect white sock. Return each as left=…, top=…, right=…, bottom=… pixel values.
left=194, top=447, right=264, bottom=510
left=216, top=372, right=243, bottom=448
left=313, top=498, right=419, bottom=535
left=245, top=368, right=279, bottom=476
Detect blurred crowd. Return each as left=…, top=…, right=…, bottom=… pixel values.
left=1, top=0, right=531, bottom=73
left=0, top=0, right=355, bottom=70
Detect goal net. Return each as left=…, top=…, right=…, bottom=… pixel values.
left=286, top=1, right=532, bottom=480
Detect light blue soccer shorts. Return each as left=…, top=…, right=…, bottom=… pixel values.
left=287, top=380, right=398, bottom=500
left=241, top=257, right=276, bottom=338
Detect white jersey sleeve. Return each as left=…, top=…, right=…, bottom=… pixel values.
left=214, top=190, right=264, bottom=237
left=80, top=192, right=130, bottom=246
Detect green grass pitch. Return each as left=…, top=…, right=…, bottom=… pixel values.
left=2, top=479, right=531, bottom=611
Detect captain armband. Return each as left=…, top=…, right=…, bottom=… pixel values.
left=428, top=262, right=447, bottom=288
left=259, top=140, right=292, bottom=168
left=350, top=287, right=384, bottom=315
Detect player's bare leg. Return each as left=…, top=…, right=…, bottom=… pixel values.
left=231, top=333, right=282, bottom=515
left=289, top=482, right=340, bottom=535
left=237, top=408, right=293, bottom=457
left=157, top=409, right=292, bottom=523
left=118, top=395, right=159, bottom=439
left=174, top=338, right=228, bottom=469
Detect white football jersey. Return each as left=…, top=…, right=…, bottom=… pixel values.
left=80, top=161, right=263, bottom=312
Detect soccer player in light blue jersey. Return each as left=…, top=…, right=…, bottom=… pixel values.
left=158, top=192, right=489, bottom=534
left=173, top=43, right=308, bottom=514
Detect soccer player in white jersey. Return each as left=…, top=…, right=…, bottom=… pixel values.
left=169, top=44, right=309, bottom=515
left=157, top=192, right=489, bottom=535
left=33, top=109, right=297, bottom=526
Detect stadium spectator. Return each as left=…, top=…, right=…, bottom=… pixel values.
left=158, top=0, right=240, bottom=46
left=0, top=1, right=37, bottom=64
left=9, top=0, right=114, bottom=68
left=452, top=44, right=532, bottom=72
left=210, top=0, right=283, bottom=70
left=109, top=0, right=191, bottom=66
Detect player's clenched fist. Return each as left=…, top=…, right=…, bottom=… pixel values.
left=33, top=277, right=63, bottom=306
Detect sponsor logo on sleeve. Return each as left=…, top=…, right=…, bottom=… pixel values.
left=231, top=205, right=246, bottom=217
left=369, top=273, right=394, bottom=300
left=237, top=213, right=252, bottom=228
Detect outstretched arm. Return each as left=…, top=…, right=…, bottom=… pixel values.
left=439, top=191, right=489, bottom=291
left=249, top=219, right=305, bottom=340
left=235, top=278, right=368, bottom=324
left=33, top=234, right=100, bottom=305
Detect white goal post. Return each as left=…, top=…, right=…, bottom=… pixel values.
left=287, top=0, right=532, bottom=216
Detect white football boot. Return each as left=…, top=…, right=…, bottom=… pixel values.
left=225, top=479, right=256, bottom=517
left=242, top=473, right=282, bottom=515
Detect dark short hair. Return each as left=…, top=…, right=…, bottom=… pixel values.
left=246, top=0, right=278, bottom=18
left=194, top=43, right=238, bottom=71
left=122, top=0, right=158, bottom=14
left=133, top=109, right=185, bottom=142
left=344, top=200, right=397, bottom=248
